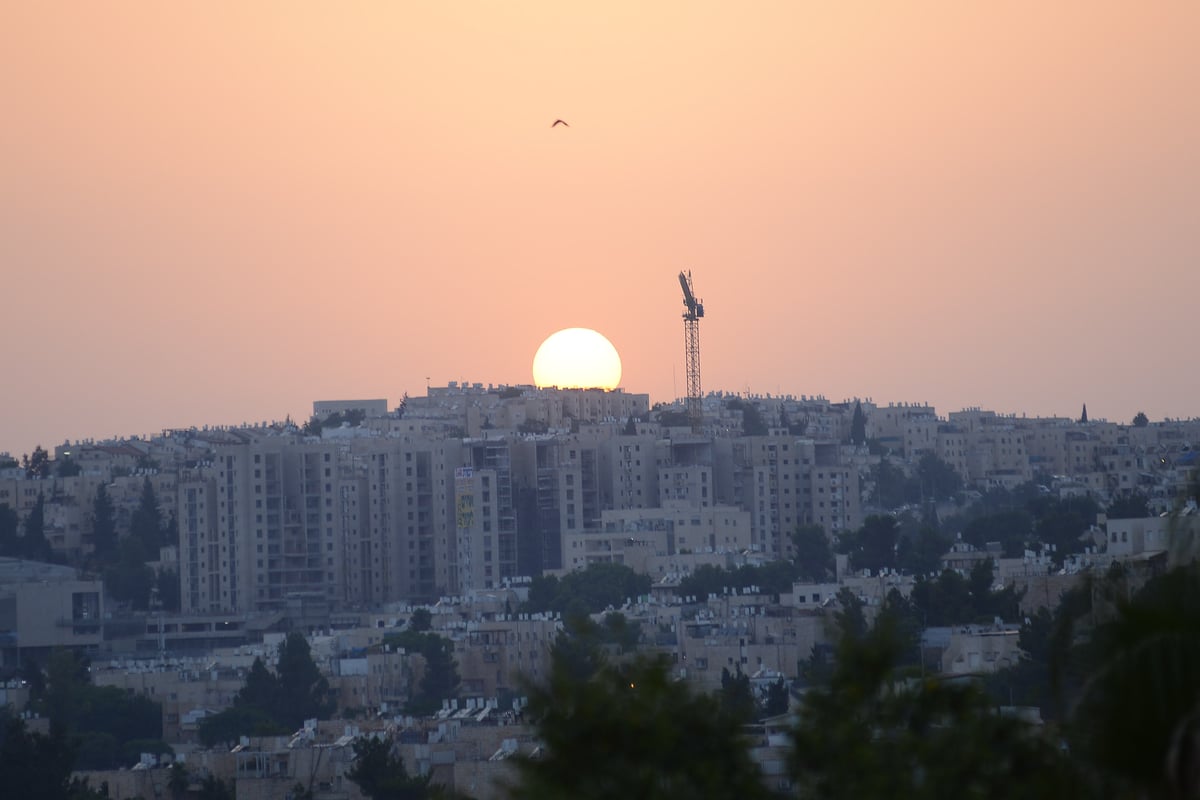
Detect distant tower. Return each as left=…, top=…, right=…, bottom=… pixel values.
left=678, top=271, right=705, bottom=432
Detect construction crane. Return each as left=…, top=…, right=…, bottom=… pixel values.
left=678, top=271, right=704, bottom=432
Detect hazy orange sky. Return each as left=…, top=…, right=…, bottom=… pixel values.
left=2, top=3, right=1197, bottom=457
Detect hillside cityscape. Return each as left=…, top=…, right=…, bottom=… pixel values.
left=2, top=383, right=1198, bottom=799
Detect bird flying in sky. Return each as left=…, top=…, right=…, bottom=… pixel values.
left=551, top=119, right=569, bottom=127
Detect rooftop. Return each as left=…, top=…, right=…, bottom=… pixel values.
left=0, top=556, right=83, bottom=584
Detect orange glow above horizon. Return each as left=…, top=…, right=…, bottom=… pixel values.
left=1, top=3, right=1198, bottom=455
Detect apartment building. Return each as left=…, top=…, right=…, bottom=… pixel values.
left=454, top=614, right=560, bottom=697
left=606, top=433, right=660, bottom=510
left=178, top=438, right=352, bottom=614
left=562, top=502, right=753, bottom=571
left=725, top=437, right=862, bottom=559
left=455, top=441, right=519, bottom=593
left=872, top=403, right=938, bottom=456
left=351, top=437, right=462, bottom=604
left=0, top=557, right=104, bottom=666
left=512, top=437, right=608, bottom=575
left=807, top=460, right=861, bottom=537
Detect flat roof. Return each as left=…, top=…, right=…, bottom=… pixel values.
left=0, top=557, right=82, bottom=584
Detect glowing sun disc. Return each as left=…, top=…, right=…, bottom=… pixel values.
left=532, top=328, right=622, bottom=390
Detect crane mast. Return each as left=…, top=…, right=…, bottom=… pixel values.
left=678, top=271, right=704, bottom=432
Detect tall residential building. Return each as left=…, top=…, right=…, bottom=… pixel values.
left=728, top=436, right=806, bottom=558
left=723, top=436, right=862, bottom=560
left=454, top=440, right=519, bottom=593
left=179, top=438, right=350, bottom=614
left=607, top=434, right=660, bottom=510
left=511, top=437, right=603, bottom=576
left=352, top=438, right=461, bottom=604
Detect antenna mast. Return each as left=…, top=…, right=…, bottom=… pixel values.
left=678, top=271, right=704, bottom=433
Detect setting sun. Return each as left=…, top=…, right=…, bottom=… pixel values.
left=532, top=328, right=622, bottom=390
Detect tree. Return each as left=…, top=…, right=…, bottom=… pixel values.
left=763, top=678, right=789, bottom=717
left=23, top=491, right=52, bottom=561
left=718, top=667, right=757, bottom=723
left=306, top=409, right=367, bottom=434
left=23, top=445, right=50, bottom=479
left=911, top=569, right=973, bottom=627
left=536, top=612, right=642, bottom=679
left=655, top=408, right=691, bottom=428
left=91, top=677, right=163, bottom=744
left=274, top=632, right=336, bottom=729
left=198, top=636, right=335, bottom=743
left=197, top=775, right=236, bottom=800
left=781, top=406, right=807, bottom=436
left=411, top=636, right=460, bottom=716
left=910, top=561, right=1020, bottom=627
left=872, top=458, right=920, bottom=509
left=791, top=524, right=835, bottom=582
left=0, top=503, right=18, bottom=557
left=1031, top=495, right=1099, bottom=565
left=156, top=567, right=181, bottom=611
left=168, top=762, right=190, bottom=800
left=876, top=588, right=923, bottom=668
left=895, top=523, right=951, bottom=575
left=512, top=653, right=772, bottom=800
left=832, top=587, right=868, bottom=641
left=790, top=615, right=1089, bottom=800
left=726, top=398, right=768, bottom=436
left=1080, top=403, right=1089, bottom=423
left=916, top=453, right=962, bottom=502
left=1070, top=565, right=1200, bottom=796
left=745, top=560, right=803, bottom=595
left=130, top=478, right=164, bottom=552
left=346, top=735, right=433, bottom=800
left=961, top=508, right=1033, bottom=558
left=236, top=657, right=280, bottom=715
left=676, top=561, right=802, bottom=601
left=104, top=538, right=155, bottom=610
left=599, top=611, right=642, bottom=653
left=27, top=649, right=168, bottom=771
left=72, top=685, right=165, bottom=768
left=805, top=590, right=878, bottom=689
left=517, top=419, right=549, bottom=435
left=981, top=604, right=1072, bottom=721
left=198, top=706, right=286, bottom=748
left=522, top=562, right=651, bottom=615
left=90, top=485, right=117, bottom=561
left=384, top=631, right=461, bottom=716
left=0, top=713, right=78, bottom=800
left=54, top=457, right=81, bottom=477
left=163, top=510, right=179, bottom=548
left=1107, top=492, right=1149, bottom=519
left=849, top=401, right=867, bottom=446
left=968, top=558, right=1021, bottom=622
left=676, top=564, right=728, bottom=601
left=1132, top=411, right=1149, bottom=427
left=524, top=573, right=559, bottom=612
left=544, top=614, right=610, bottom=685
left=837, top=515, right=898, bottom=575
left=39, top=649, right=91, bottom=730
left=408, top=608, right=432, bottom=633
